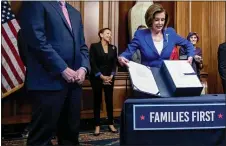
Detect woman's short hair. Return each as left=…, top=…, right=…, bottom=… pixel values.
left=187, top=32, right=199, bottom=42
left=145, top=3, right=169, bottom=28
left=98, top=28, right=111, bottom=40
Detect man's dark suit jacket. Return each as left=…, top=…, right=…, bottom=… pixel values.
left=89, top=42, right=117, bottom=77
left=18, top=1, right=90, bottom=90
left=218, top=42, right=226, bottom=93
left=17, top=30, right=27, bottom=67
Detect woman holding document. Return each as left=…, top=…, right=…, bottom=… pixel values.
left=118, top=3, right=194, bottom=68
left=89, top=28, right=118, bottom=136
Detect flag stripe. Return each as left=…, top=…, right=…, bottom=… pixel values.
left=8, top=20, right=18, bottom=39
left=11, top=19, right=20, bottom=32
left=1, top=63, right=16, bottom=89
left=1, top=83, right=8, bottom=93
left=1, top=75, right=11, bottom=93
left=2, top=36, right=25, bottom=80
left=2, top=23, right=19, bottom=54
left=1, top=45, right=23, bottom=83
left=2, top=26, right=26, bottom=74
left=2, top=56, right=20, bottom=86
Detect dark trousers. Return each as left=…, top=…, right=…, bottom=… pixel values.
left=222, top=79, right=226, bottom=94
left=27, top=84, right=82, bottom=146
left=90, top=77, right=114, bottom=126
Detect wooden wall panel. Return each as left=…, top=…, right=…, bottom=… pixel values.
left=190, top=2, right=210, bottom=74
left=118, top=1, right=136, bottom=55
left=10, top=1, right=22, bottom=16
left=176, top=1, right=226, bottom=94
left=83, top=2, right=99, bottom=48
left=209, top=2, right=226, bottom=93
left=175, top=1, right=190, bottom=38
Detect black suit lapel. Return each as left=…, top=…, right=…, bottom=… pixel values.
left=97, top=42, right=105, bottom=55
left=108, top=44, right=114, bottom=59
left=49, top=2, right=73, bottom=36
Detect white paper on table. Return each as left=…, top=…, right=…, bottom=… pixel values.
left=127, top=61, right=159, bottom=95
left=163, top=60, right=203, bottom=88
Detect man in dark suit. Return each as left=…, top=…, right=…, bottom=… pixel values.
left=18, top=1, right=90, bottom=145
left=218, top=42, right=226, bottom=94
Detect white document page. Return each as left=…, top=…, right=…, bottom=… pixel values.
left=127, top=61, right=159, bottom=95
left=163, top=60, right=203, bottom=88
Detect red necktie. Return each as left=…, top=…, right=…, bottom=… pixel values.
left=60, top=1, right=72, bottom=29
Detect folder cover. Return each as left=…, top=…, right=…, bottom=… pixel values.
left=160, top=60, right=203, bottom=97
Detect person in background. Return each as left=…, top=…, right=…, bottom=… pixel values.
left=131, top=25, right=147, bottom=63
left=118, top=3, right=194, bottom=68
left=218, top=42, right=226, bottom=94
left=89, top=28, right=118, bottom=136
left=180, top=32, right=203, bottom=79
left=18, top=1, right=90, bottom=145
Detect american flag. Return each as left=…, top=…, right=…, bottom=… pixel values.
left=1, top=1, right=25, bottom=98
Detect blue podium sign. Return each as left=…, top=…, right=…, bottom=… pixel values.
left=133, top=103, right=226, bottom=130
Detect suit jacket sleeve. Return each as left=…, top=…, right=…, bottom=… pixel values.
left=197, top=49, right=202, bottom=57
left=17, top=30, right=27, bottom=66
left=218, top=44, right=226, bottom=80
left=111, top=46, right=118, bottom=76
left=119, top=31, right=140, bottom=60
left=79, top=14, right=90, bottom=73
left=19, top=2, right=67, bottom=76
left=89, top=44, right=101, bottom=77
left=218, top=43, right=226, bottom=93
left=172, top=29, right=194, bottom=57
